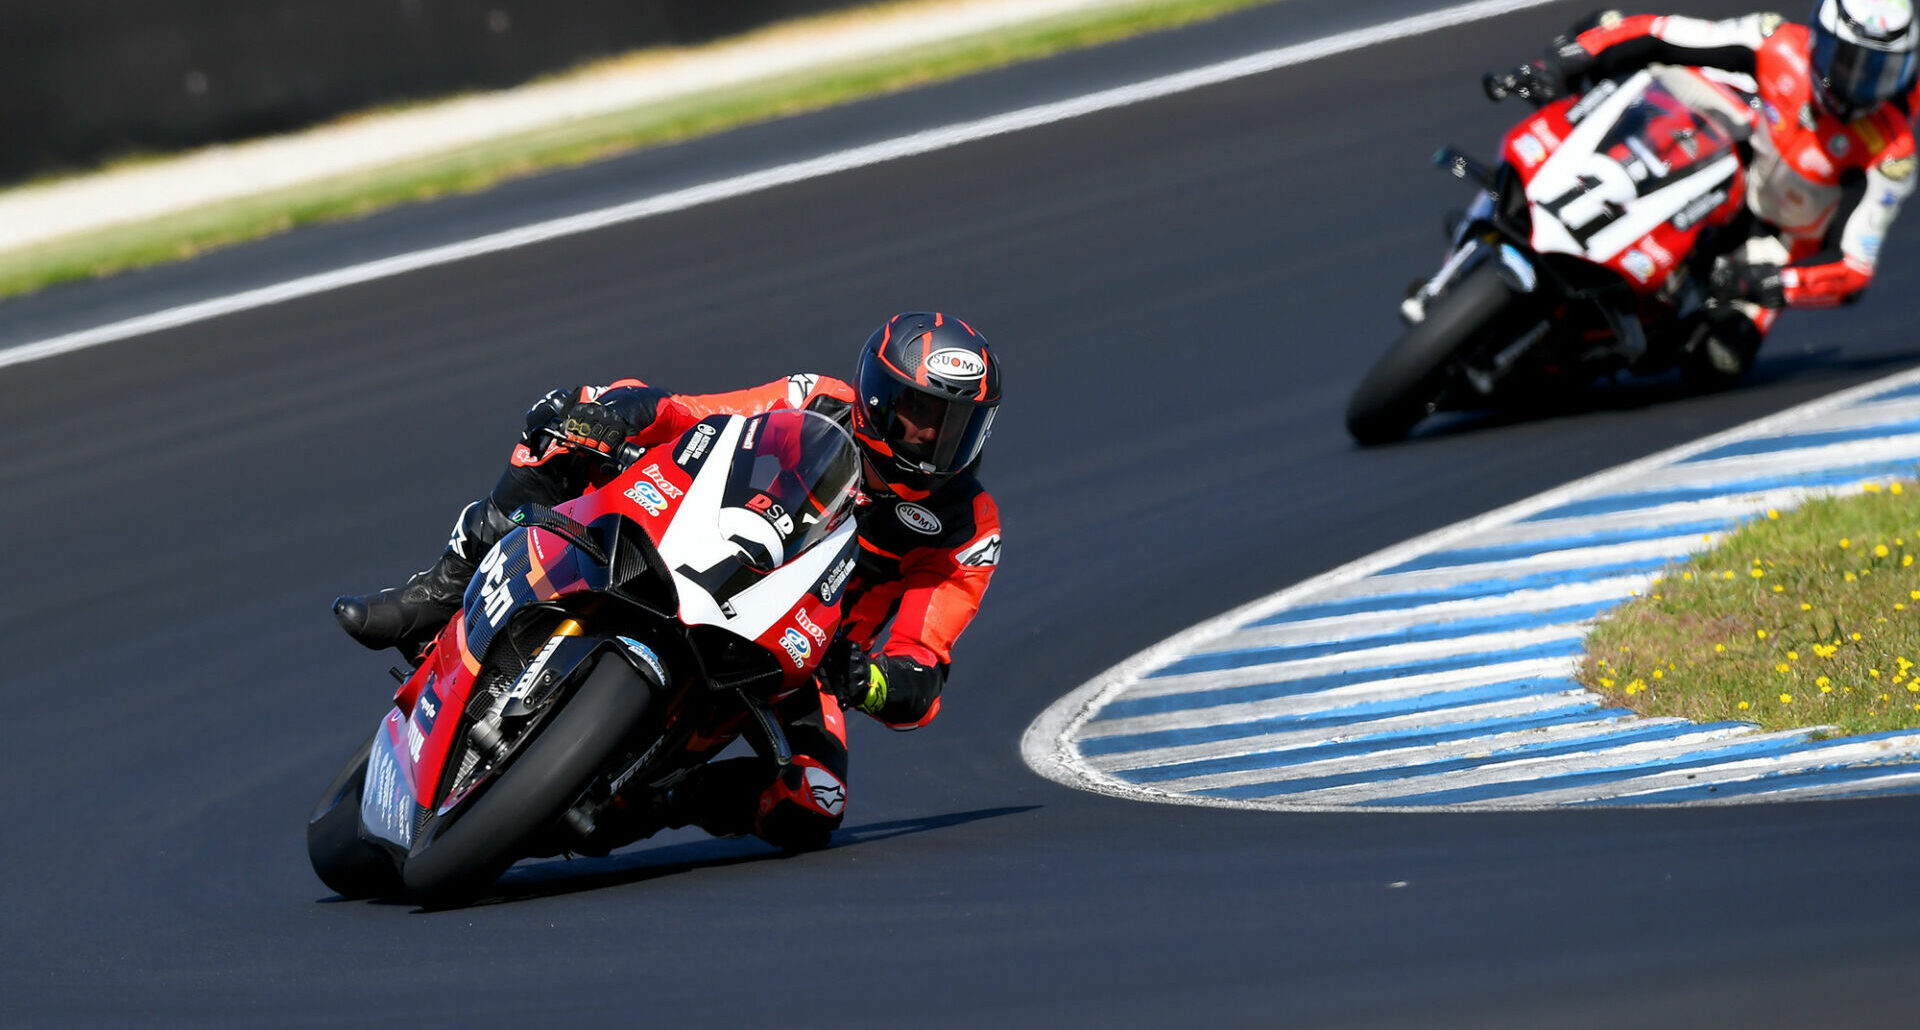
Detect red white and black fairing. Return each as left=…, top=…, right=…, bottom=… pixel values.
left=328, top=410, right=859, bottom=896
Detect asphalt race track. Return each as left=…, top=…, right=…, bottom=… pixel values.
left=7, top=2, right=1920, bottom=1026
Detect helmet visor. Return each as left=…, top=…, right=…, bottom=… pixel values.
left=1813, top=20, right=1917, bottom=115
left=858, top=361, right=997, bottom=479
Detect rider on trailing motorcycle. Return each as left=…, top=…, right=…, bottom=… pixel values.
left=332, top=312, right=1003, bottom=851
left=1499, top=1, right=1919, bottom=380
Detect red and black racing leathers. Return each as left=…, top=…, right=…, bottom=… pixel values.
left=1553, top=12, right=1917, bottom=331
left=490, top=372, right=1000, bottom=849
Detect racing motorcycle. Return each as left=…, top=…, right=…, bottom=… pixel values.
left=307, top=408, right=862, bottom=905
left=1345, top=65, right=1760, bottom=445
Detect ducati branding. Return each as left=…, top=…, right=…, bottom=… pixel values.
left=956, top=533, right=1002, bottom=568
left=896, top=502, right=942, bottom=535
left=624, top=480, right=669, bottom=516
left=781, top=627, right=812, bottom=668
left=640, top=464, right=683, bottom=499
left=925, top=348, right=986, bottom=381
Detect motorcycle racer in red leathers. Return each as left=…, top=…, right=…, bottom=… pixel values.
left=332, top=312, right=1003, bottom=851
left=1501, top=2, right=1919, bottom=380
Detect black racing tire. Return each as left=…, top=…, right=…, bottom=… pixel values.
left=401, top=658, right=653, bottom=906
left=1346, top=262, right=1517, bottom=445
left=306, top=730, right=404, bottom=900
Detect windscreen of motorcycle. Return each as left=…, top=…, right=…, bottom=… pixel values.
left=656, top=409, right=861, bottom=638
left=720, top=409, right=860, bottom=569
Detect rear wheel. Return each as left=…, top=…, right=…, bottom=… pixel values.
left=306, top=730, right=404, bottom=899
left=1346, top=263, right=1517, bottom=445
left=401, top=658, right=654, bottom=906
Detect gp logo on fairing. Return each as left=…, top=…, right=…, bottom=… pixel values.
left=925, top=348, right=986, bottom=381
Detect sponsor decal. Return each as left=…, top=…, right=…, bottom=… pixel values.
left=406, top=715, right=428, bottom=762
left=817, top=554, right=856, bottom=604
left=364, top=738, right=412, bottom=846
left=640, top=463, right=683, bottom=498
left=1531, top=120, right=1562, bottom=150
left=1762, top=100, right=1781, bottom=125
left=415, top=686, right=440, bottom=736
left=617, top=635, right=668, bottom=685
left=1671, top=189, right=1729, bottom=231
left=747, top=492, right=795, bottom=535
left=676, top=422, right=717, bottom=464
left=1512, top=132, right=1547, bottom=168
left=507, top=633, right=567, bottom=702
left=719, top=600, right=738, bottom=619
left=741, top=416, right=762, bottom=450
left=1860, top=233, right=1885, bottom=261
left=623, top=480, right=668, bottom=516
left=1798, top=145, right=1834, bottom=178
left=956, top=532, right=1002, bottom=568
left=475, top=544, right=515, bottom=627
left=925, top=347, right=987, bottom=381
left=1830, top=134, right=1851, bottom=158
left=780, top=627, right=811, bottom=668
left=1883, top=155, right=1915, bottom=181
left=1619, top=249, right=1657, bottom=284
left=1565, top=79, right=1617, bottom=124
left=804, top=765, right=846, bottom=816
left=896, top=502, right=942, bottom=535
left=1882, top=189, right=1902, bottom=208
left=1638, top=234, right=1675, bottom=267
left=795, top=607, right=828, bottom=645
left=786, top=373, right=819, bottom=407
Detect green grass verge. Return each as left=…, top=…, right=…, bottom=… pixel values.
left=0, top=0, right=1280, bottom=300
left=1577, top=480, right=1920, bottom=737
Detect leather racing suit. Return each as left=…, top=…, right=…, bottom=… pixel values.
left=486, top=373, right=1001, bottom=849
left=1552, top=12, right=1918, bottom=334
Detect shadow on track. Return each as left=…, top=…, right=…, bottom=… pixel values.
left=1380, top=344, right=1920, bottom=446
left=317, top=805, right=1039, bottom=910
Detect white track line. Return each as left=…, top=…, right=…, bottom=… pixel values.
left=0, top=0, right=1564, bottom=373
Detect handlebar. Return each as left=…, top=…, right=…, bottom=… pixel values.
left=532, top=426, right=646, bottom=469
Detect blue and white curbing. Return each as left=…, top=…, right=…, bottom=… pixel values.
left=1023, top=368, right=1920, bottom=810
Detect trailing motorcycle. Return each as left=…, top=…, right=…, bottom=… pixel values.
left=307, top=408, right=862, bottom=905
left=1345, top=66, right=1760, bottom=444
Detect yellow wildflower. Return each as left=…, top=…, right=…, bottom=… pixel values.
left=1840, top=538, right=1852, bottom=549
left=1780, top=693, right=1794, bottom=704
left=1877, top=544, right=1892, bottom=557
left=1767, top=509, right=1780, bottom=520
left=1802, top=602, right=1814, bottom=611
left=1776, top=663, right=1792, bottom=673
left=1787, top=651, right=1799, bottom=661
left=1715, top=643, right=1727, bottom=653
left=1750, top=568, right=1765, bottom=579
left=1738, top=700, right=1751, bottom=710
left=1756, top=629, right=1769, bottom=640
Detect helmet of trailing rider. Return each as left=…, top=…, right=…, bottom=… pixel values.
left=852, top=312, right=1000, bottom=491
left=1809, top=0, right=1919, bottom=121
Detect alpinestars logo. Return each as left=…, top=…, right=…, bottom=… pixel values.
left=787, top=373, right=820, bottom=407
left=956, top=533, right=1001, bottom=567
left=803, top=765, right=846, bottom=816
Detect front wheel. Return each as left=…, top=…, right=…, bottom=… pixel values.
left=401, top=658, right=654, bottom=906
left=1346, top=262, right=1518, bottom=445
left=306, top=730, right=404, bottom=899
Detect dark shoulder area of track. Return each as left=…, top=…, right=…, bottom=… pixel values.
left=4, top=2, right=1916, bottom=1026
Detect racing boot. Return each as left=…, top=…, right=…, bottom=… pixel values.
left=332, top=499, right=513, bottom=658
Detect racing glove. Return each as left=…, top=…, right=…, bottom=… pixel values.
left=1709, top=261, right=1786, bottom=309
left=554, top=401, right=639, bottom=455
